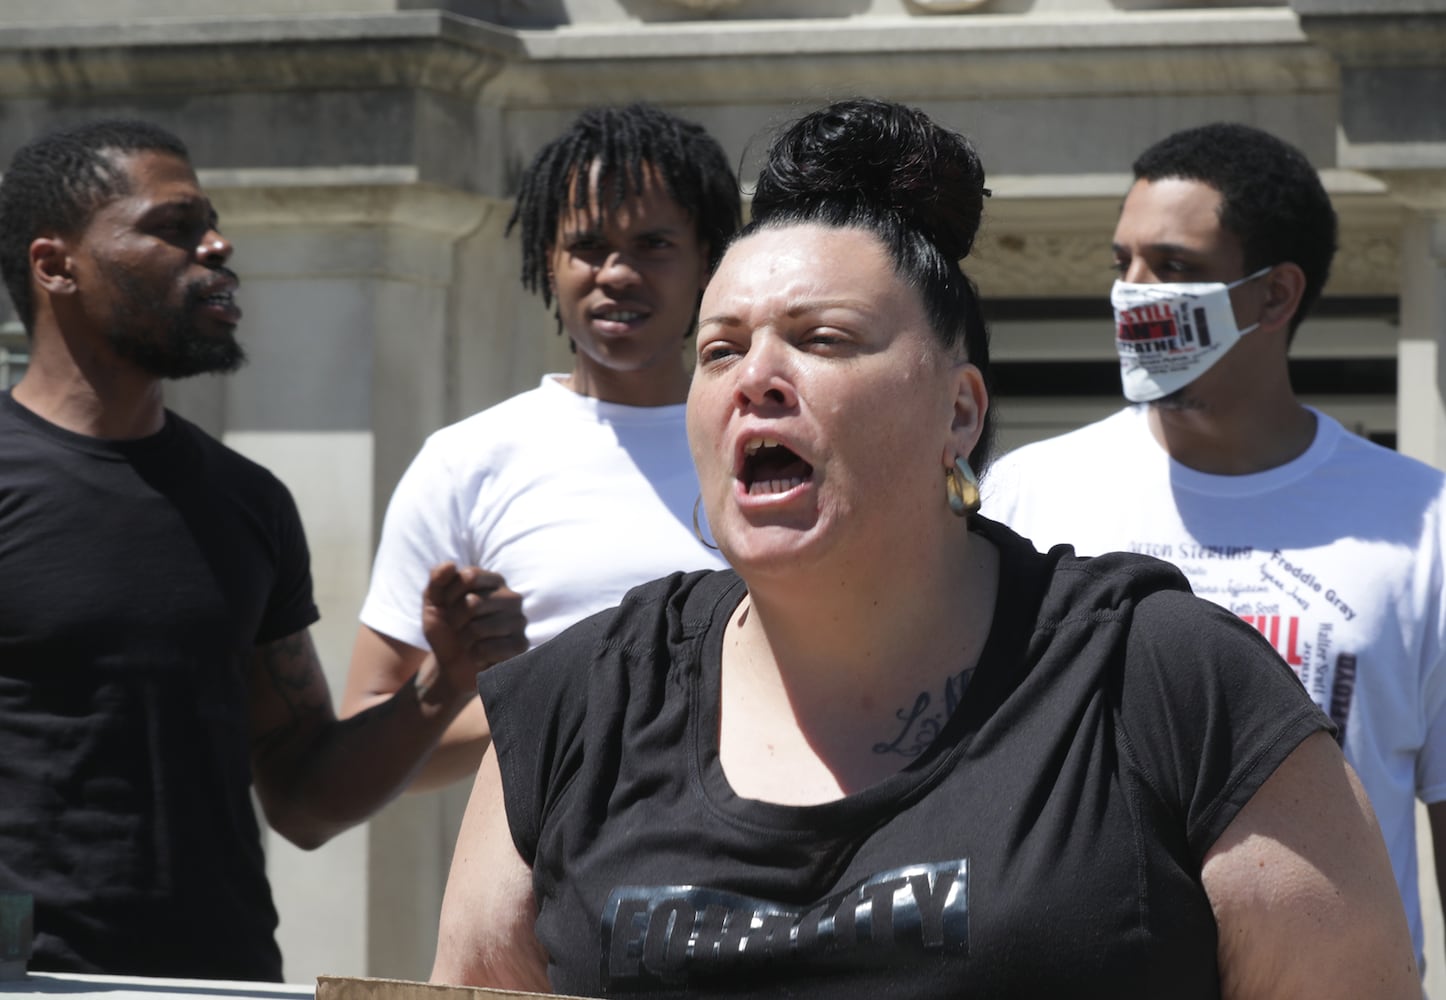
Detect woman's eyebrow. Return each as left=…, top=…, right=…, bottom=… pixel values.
left=697, top=313, right=742, bottom=330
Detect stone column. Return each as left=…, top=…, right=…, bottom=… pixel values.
left=1290, top=0, right=1446, bottom=469
left=1291, top=3, right=1446, bottom=991
left=353, top=198, right=573, bottom=982
left=1395, top=210, right=1446, bottom=469
left=182, top=176, right=525, bottom=984
left=1387, top=202, right=1446, bottom=999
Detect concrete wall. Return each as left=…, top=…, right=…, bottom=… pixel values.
left=2, top=0, right=1443, bottom=989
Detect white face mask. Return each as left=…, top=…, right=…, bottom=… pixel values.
left=1111, top=266, right=1272, bottom=403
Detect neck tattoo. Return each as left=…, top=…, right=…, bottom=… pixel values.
left=871, top=667, right=974, bottom=758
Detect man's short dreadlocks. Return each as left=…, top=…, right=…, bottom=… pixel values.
left=507, top=103, right=741, bottom=310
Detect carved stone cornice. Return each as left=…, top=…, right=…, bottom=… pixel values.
left=0, top=13, right=513, bottom=99
left=0, top=8, right=1331, bottom=198
left=968, top=228, right=1398, bottom=300
left=1292, top=0, right=1446, bottom=201
left=1291, top=0, right=1446, bottom=67
left=969, top=174, right=1402, bottom=298
left=202, top=169, right=492, bottom=235
left=0, top=9, right=1317, bottom=102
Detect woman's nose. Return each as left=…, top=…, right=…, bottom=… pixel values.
left=733, top=338, right=798, bottom=411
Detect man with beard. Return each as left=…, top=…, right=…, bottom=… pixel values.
left=983, top=122, right=1446, bottom=982
left=0, top=120, right=514, bottom=981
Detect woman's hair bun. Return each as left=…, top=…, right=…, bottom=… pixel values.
left=750, top=98, right=989, bottom=260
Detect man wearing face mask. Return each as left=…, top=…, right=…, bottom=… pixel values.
left=984, top=122, right=1446, bottom=980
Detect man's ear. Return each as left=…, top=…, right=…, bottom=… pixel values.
left=1258, top=262, right=1307, bottom=336
left=30, top=236, right=75, bottom=296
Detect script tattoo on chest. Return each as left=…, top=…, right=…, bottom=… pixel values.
left=872, top=668, right=973, bottom=758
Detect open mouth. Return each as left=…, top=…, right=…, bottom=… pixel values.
left=191, top=283, right=240, bottom=319
left=741, top=438, right=814, bottom=496
left=592, top=306, right=650, bottom=331
left=595, top=307, right=646, bottom=322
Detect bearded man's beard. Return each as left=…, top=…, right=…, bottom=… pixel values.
left=1148, top=385, right=1206, bottom=413
left=101, top=264, right=246, bottom=379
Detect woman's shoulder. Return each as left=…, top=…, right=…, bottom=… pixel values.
left=1033, top=538, right=1295, bottom=693
left=983, top=512, right=1265, bottom=693
left=988, top=521, right=1329, bottom=853
left=983, top=514, right=1319, bottom=734
left=608, top=566, right=745, bottom=646
left=977, top=515, right=1193, bottom=626
left=1045, top=550, right=1197, bottom=625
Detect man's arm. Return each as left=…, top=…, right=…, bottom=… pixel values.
left=249, top=565, right=526, bottom=848
left=340, top=624, right=493, bottom=792
left=339, top=563, right=527, bottom=792
left=248, top=629, right=471, bottom=849
left=1428, top=800, right=1446, bottom=962
left=1204, top=731, right=1418, bottom=998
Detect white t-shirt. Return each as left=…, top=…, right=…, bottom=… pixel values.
left=984, top=404, right=1446, bottom=970
left=361, top=375, right=727, bottom=652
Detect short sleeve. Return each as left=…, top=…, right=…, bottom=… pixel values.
left=1411, top=502, right=1446, bottom=803
left=1416, top=621, right=1446, bottom=802
left=359, top=437, right=473, bottom=650
left=1418, top=685, right=1446, bottom=805
left=256, top=477, right=320, bottom=643
left=478, top=611, right=609, bottom=866
left=1117, top=589, right=1334, bottom=863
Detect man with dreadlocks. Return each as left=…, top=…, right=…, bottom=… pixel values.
left=342, top=104, right=741, bottom=788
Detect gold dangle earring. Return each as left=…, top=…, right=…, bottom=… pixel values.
left=945, top=456, right=981, bottom=518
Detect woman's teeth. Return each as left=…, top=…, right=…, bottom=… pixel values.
left=748, top=476, right=805, bottom=496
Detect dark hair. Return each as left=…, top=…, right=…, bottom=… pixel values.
left=745, top=98, right=995, bottom=471
left=0, top=119, right=190, bottom=333
left=1132, top=122, right=1337, bottom=342
left=507, top=103, right=742, bottom=310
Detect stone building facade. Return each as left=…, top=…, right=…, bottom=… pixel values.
left=1, top=0, right=1443, bottom=988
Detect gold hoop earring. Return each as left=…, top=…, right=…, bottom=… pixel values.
left=945, top=457, right=981, bottom=518
left=692, top=495, right=720, bottom=551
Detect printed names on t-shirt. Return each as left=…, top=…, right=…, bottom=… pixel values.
left=1128, top=541, right=1357, bottom=741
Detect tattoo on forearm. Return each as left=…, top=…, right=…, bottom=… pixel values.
left=264, top=634, right=326, bottom=711
left=872, top=668, right=973, bottom=758
left=251, top=634, right=329, bottom=753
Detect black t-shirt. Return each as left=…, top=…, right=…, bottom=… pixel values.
left=479, top=517, right=1331, bottom=998
left=0, top=391, right=319, bottom=981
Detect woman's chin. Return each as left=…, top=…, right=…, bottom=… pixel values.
left=716, top=521, right=831, bottom=581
